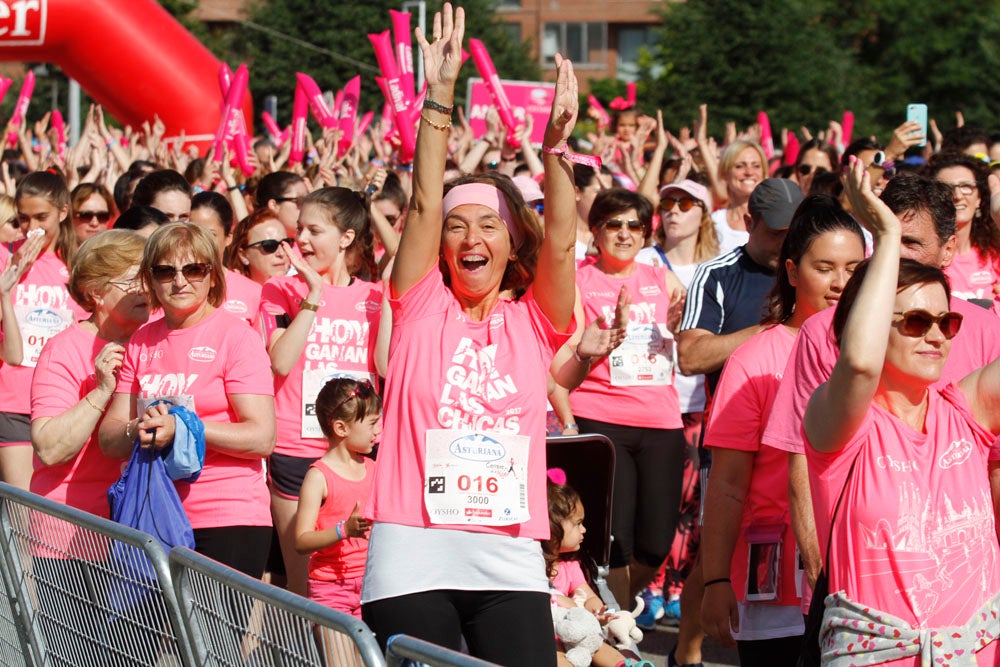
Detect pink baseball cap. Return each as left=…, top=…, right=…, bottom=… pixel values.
left=512, top=174, right=544, bottom=203
left=658, top=180, right=712, bottom=211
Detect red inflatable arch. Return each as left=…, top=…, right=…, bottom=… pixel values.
left=0, top=0, right=250, bottom=145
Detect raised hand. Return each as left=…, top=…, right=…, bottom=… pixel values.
left=415, top=2, right=465, bottom=93
left=543, top=53, right=579, bottom=149
left=94, top=342, right=125, bottom=396
left=844, top=156, right=900, bottom=239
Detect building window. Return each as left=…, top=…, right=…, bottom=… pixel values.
left=495, top=0, right=521, bottom=6
left=542, top=22, right=607, bottom=67
left=500, top=21, right=522, bottom=44
left=616, top=26, right=655, bottom=81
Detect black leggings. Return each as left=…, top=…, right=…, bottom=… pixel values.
left=362, top=589, right=556, bottom=666
left=737, top=634, right=803, bottom=667
left=576, top=417, right=687, bottom=568
left=193, top=526, right=272, bottom=579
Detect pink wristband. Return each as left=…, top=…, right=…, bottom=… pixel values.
left=541, top=143, right=602, bottom=169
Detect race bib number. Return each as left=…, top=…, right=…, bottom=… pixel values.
left=15, top=304, right=73, bottom=368
left=301, top=368, right=373, bottom=438
left=424, top=429, right=531, bottom=526
left=609, top=323, right=674, bottom=386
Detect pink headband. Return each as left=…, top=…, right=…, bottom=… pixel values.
left=442, top=183, right=522, bottom=249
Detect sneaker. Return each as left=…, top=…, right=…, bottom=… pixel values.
left=622, top=660, right=655, bottom=667
left=659, top=595, right=681, bottom=626
left=667, top=647, right=704, bottom=667
left=634, top=588, right=664, bottom=630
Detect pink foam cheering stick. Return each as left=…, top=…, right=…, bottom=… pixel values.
left=468, top=39, right=520, bottom=149
left=211, top=63, right=248, bottom=162
left=51, top=110, right=66, bottom=160
left=218, top=64, right=250, bottom=142
left=390, top=10, right=416, bottom=102
left=7, top=71, right=34, bottom=148
left=296, top=73, right=337, bottom=129
left=370, top=33, right=416, bottom=162
left=757, top=111, right=774, bottom=160
left=626, top=82, right=636, bottom=108
left=262, top=111, right=282, bottom=141
left=783, top=131, right=800, bottom=166
left=337, top=76, right=361, bottom=158
left=0, top=77, right=12, bottom=106
left=332, top=89, right=344, bottom=121
left=587, top=95, right=611, bottom=127
left=356, top=111, right=374, bottom=139
left=289, top=82, right=309, bottom=166
left=841, top=111, right=854, bottom=147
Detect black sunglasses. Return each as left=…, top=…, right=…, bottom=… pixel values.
left=893, top=309, right=963, bottom=340
left=275, top=196, right=305, bottom=207
left=796, top=164, right=828, bottom=177
left=531, top=201, right=544, bottom=215
left=150, top=263, right=213, bottom=283
left=76, top=210, right=112, bottom=223
left=246, top=238, right=294, bottom=255
left=330, top=380, right=375, bottom=414
left=659, top=196, right=701, bottom=213
left=602, top=218, right=645, bottom=232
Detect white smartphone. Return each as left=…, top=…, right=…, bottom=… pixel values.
left=906, top=103, right=928, bottom=147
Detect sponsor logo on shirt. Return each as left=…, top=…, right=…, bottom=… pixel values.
left=586, top=291, right=617, bottom=298
left=876, top=455, right=920, bottom=473
left=24, top=308, right=62, bottom=328
left=489, top=313, right=504, bottom=329
left=188, top=346, right=217, bottom=362
left=356, top=300, right=381, bottom=313
left=970, top=270, right=993, bottom=285
left=223, top=299, right=248, bottom=314
left=938, top=438, right=973, bottom=470
left=639, top=285, right=661, bottom=297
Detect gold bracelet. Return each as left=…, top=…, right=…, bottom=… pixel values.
left=124, top=419, right=136, bottom=443
left=83, top=394, right=105, bottom=413
left=420, top=113, right=452, bottom=132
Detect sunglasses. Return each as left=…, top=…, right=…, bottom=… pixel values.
left=275, top=196, right=305, bottom=207
left=531, top=201, right=544, bottom=215
left=76, top=210, right=112, bottom=223
left=150, top=263, right=213, bottom=283
left=330, top=380, right=375, bottom=414
left=796, top=164, right=828, bottom=177
left=246, top=238, right=294, bottom=254
left=659, top=196, right=701, bottom=213
left=893, top=309, right=963, bottom=340
left=108, top=276, right=143, bottom=294
left=602, top=218, right=645, bottom=232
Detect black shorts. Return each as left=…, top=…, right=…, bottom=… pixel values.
left=0, top=412, right=30, bottom=444
left=267, top=452, right=319, bottom=499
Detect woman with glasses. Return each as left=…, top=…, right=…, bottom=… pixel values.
left=70, top=183, right=114, bottom=244
left=99, top=222, right=276, bottom=577
left=257, top=172, right=309, bottom=241
left=699, top=196, right=864, bottom=666
left=31, top=230, right=147, bottom=520
left=566, top=186, right=687, bottom=609
left=926, top=153, right=1000, bottom=302
left=792, top=139, right=837, bottom=197
left=259, top=187, right=381, bottom=596
left=800, top=159, right=1000, bottom=666
left=225, top=209, right=292, bottom=285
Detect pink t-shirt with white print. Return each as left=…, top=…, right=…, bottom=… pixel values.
left=116, top=308, right=274, bottom=529
left=704, top=324, right=800, bottom=607
left=806, top=384, right=1000, bottom=665
left=570, top=261, right=682, bottom=430
left=222, top=269, right=263, bottom=324
left=0, top=251, right=87, bottom=417
left=944, top=249, right=1000, bottom=301
left=259, top=276, right=382, bottom=459
left=762, top=297, right=1000, bottom=454
left=367, top=267, right=572, bottom=540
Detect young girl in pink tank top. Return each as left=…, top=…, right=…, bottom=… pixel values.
left=294, top=378, right=381, bottom=618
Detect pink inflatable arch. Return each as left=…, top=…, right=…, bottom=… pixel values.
left=0, top=0, right=250, bottom=145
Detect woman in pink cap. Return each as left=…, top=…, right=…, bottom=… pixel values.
left=360, top=4, right=580, bottom=664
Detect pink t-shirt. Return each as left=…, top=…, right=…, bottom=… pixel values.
left=762, top=297, right=1000, bottom=454
left=30, top=323, right=125, bottom=517
left=944, top=249, right=1000, bottom=301
left=116, top=308, right=274, bottom=529
left=308, top=457, right=375, bottom=581
left=704, top=324, right=799, bottom=606
left=570, top=262, right=682, bottom=429
left=806, top=384, right=1000, bottom=664
left=367, top=268, right=572, bottom=540
left=551, top=558, right=587, bottom=598
left=222, top=269, right=262, bottom=324
left=0, top=251, right=86, bottom=417
left=259, top=276, right=382, bottom=458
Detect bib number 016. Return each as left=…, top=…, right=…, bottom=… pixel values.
left=457, top=475, right=499, bottom=494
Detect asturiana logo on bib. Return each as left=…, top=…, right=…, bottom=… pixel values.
left=938, top=438, right=973, bottom=469
left=188, top=346, right=217, bottom=362
left=25, top=309, right=62, bottom=327
left=449, top=433, right=505, bottom=462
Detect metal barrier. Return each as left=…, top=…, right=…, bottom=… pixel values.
left=0, top=534, right=29, bottom=667
left=170, top=546, right=384, bottom=667
left=384, top=635, right=498, bottom=667
left=0, top=482, right=195, bottom=667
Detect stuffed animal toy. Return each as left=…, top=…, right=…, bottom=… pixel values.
left=605, top=596, right=644, bottom=650
left=551, top=605, right=605, bottom=667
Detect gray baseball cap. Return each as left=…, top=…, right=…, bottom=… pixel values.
left=748, top=178, right=803, bottom=230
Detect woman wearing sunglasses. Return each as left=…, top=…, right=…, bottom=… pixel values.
left=792, top=139, right=837, bottom=198
left=801, top=160, right=1000, bottom=666
left=70, top=183, right=114, bottom=245
left=99, top=222, right=276, bottom=578
left=225, top=209, right=292, bottom=285
left=259, top=186, right=381, bottom=597
left=699, top=196, right=864, bottom=665
left=257, top=172, right=309, bottom=241
left=566, top=186, right=687, bottom=609
left=360, top=6, right=578, bottom=662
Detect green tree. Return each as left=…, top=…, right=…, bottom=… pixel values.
left=232, top=0, right=538, bottom=127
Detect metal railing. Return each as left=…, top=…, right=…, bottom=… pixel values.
left=170, top=546, right=384, bottom=667
left=385, top=635, right=498, bottom=667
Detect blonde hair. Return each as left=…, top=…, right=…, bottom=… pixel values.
left=717, top=140, right=768, bottom=190
left=653, top=205, right=720, bottom=264
left=141, top=222, right=226, bottom=310
left=0, top=195, right=15, bottom=226
left=69, top=230, right=146, bottom=312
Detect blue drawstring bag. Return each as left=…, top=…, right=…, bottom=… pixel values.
left=107, top=442, right=195, bottom=615
left=163, top=405, right=205, bottom=482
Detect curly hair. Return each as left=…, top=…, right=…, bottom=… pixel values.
left=543, top=477, right=583, bottom=580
